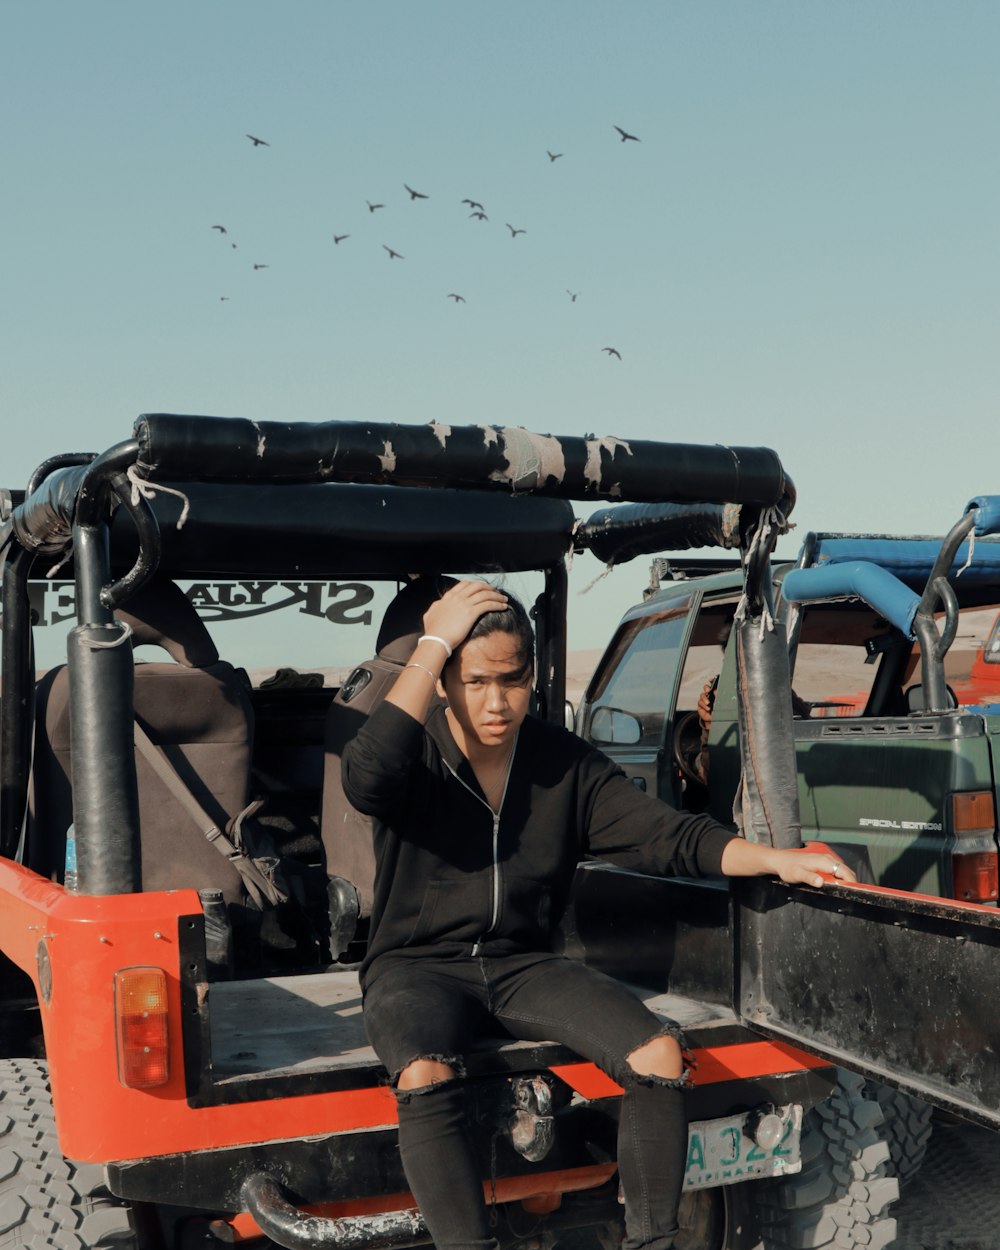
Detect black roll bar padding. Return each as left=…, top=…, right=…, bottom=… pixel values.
left=26, top=452, right=98, bottom=498
left=912, top=510, right=976, bottom=712
left=134, top=414, right=792, bottom=507
left=575, top=501, right=745, bottom=566
left=568, top=488, right=801, bottom=566
left=0, top=546, right=35, bottom=859
left=240, top=1173, right=430, bottom=1250
left=741, top=527, right=780, bottom=621
left=11, top=445, right=144, bottom=571
left=66, top=620, right=141, bottom=895
left=11, top=464, right=92, bottom=557
left=734, top=613, right=803, bottom=849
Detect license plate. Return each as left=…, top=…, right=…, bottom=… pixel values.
left=683, top=1104, right=802, bottom=1190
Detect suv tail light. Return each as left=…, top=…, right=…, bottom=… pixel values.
left=114, top=967, right=170, bottom=1088
left=951, top=791, right=999, bottom=904
left=952, top=852, right=999, bottom=903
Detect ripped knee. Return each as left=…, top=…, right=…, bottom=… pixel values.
left=626, top=1027, right=691, bottom=1089
left=395, top=1054, right=462, bottom=1095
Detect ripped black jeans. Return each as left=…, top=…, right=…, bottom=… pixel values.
left=363, top=951, right=688, bottom=1250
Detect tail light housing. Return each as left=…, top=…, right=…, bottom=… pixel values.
left=951, top=791, right=999, bottom=904
left=114, top=967, right=170, bottom=1088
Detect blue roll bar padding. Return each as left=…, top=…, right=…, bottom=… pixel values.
left=781, top=561, right=921, bottom=639
left=965, top=496, right=1000, bottom=537
left=804, top=536, right=1000, bottom=587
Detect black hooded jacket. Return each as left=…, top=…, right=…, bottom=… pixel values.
left=342, top=700, right=736, bottom=988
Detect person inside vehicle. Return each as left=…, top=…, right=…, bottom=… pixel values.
left=693, top=617, right=810, bottom=784
left=342, top=580, right=854, bottom=1250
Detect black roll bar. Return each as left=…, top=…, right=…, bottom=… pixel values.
left=535, top=562, right=569, bottom=722
left=5, top=418, right=802, bottom=889
left=0, top=548, right=35, bottom=859
left=912, top=511, right=976, bottom=712
left=66, top=441, right=154, bottom=894
left=0, top=453, right=97, bottom=858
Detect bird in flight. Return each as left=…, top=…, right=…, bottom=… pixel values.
left=462, top=199, right=485, bottom=211
left=469, top=210, right=488, bottom=221
left=246, top=134, right=270, bottom=147
left=613, top=125, right=640, bottom=143
left=602, top=347, right=622, bottom=359
left=333, top=233, right=350, bottom=245
left=447, top=293, right=466, bottom=302
left=253, top=263, right=269, bottom=270
left=211, top=224, right=228, bottom=234
left=220, top=296, right=231, bottom=302
left=404, top=184, right=428, bottom=200
left=547, top=150, right=563, bottom=162
left=567, top=290, right=580, bottom=302
left=506, top=223, right=526, bottom=237
left=383, top=245, right=404, bottom=260
left=367, top=201, right=384, bottom=213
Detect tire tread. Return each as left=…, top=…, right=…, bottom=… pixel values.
left=0, top=1059, right=138, bottom=1250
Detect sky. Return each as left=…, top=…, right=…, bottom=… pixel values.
left=4, top=0, right=999, bottom=661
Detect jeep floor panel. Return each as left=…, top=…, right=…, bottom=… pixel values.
left=206, top=969, right=737, bottom=1085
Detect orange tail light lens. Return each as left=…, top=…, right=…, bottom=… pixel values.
left=951, top=791, right=999, bottom=903
left=114, top=967, right=170, bottom=1088
left=952, top=791, right=997, bottom=834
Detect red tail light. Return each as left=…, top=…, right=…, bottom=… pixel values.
left=951, top=851, right=999, bottom=903
left=951, top=791, right=999, bottom=903
left=114, top=967, right=170, bottom=1088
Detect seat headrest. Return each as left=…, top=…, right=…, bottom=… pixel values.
left=115, top=577, right=220, bottom=668
left=377, top=575, right=458, bottom=664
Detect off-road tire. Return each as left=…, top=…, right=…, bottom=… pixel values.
left=748, top=1068, right=899, bottom=1250
left=862, top=1080, right=934, bottom=1188
left=0, top=1058, right=138, bottom=1250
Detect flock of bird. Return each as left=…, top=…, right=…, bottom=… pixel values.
left=210, top=126, right=644, bottom=359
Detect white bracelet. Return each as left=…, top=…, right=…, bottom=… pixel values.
left=404, top=662, right=439, bottom=683
left=418, top=634, right=453, bottom=658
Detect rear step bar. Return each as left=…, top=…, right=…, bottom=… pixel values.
left=241, top=1174, right=429, bottom=1250
left=240, top=1171, right=623, bottom=1250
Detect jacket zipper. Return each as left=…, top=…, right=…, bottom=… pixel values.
left=443, top=733, right=518, bottom=956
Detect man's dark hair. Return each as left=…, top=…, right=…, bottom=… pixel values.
left=456, top=587, right=535, bottom=684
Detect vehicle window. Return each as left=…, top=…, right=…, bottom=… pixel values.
left=791, top=605, right=897, bottom=717
left=791, top=602, right=1000, bottom=717
left=22, top=572, right=546, bottom=684
left=676, top=602, right=739, bottom=711
left=982, top=614, right=1000, bottom=665
left=585, top=597, right=692, bottom=748
left=948, top=605, right=1000, bottom=706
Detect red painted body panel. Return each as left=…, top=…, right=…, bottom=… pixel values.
left=0, top=854, right=851, bottom=1168
left=0, top=860, right=403, bottom=1161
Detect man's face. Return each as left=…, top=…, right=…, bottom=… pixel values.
left=441, top=630, right=533, bottom=751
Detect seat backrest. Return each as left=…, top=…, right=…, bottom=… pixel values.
left=321, top=576, right=453, bottom=950
left=29, top=577, right=255, bottom=903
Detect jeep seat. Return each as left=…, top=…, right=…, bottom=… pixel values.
left=321, top=576, right=453, bottom=957
left=29, top=576, right=255, bottom=903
